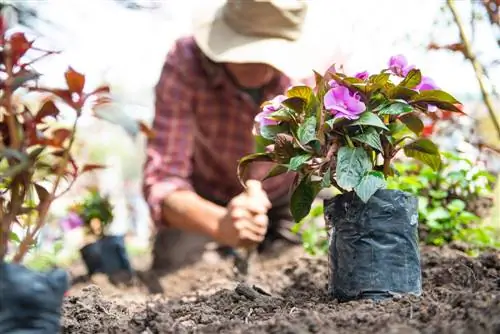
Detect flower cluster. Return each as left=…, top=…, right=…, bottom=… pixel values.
left=243, top=55, right=463, bottom=222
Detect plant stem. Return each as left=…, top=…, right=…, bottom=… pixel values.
left=446, top=0, right=500, bottom=140
left=12, top=117, right=80, bottom=263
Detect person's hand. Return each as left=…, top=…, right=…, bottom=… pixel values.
left=216, top=180, right=271, bottom=248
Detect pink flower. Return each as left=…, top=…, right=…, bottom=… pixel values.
left=254, top=94, right=287, bottom=127
left=355, top=71, right=369, bottom=81
left=388, top=54, right=415, bottom=77
left=324, top=86, right=366, bottom=120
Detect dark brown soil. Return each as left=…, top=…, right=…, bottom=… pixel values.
left=62, top=246, right=500, bottom=334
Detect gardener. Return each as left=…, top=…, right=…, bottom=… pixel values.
left=144, top=0, right=317, bottom=272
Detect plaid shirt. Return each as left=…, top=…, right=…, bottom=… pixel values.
left=143, top=37, right=296, bottom=225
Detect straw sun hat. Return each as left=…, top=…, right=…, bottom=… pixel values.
left=192, top=0, right=322, bottom=79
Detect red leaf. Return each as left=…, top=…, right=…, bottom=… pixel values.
left=81, top=164, right=106, bottom=173
left=138, top=121, right=155, bottom=138
left=89, top=85, right=110, bottom=95
left=9, top=32, right=32, bottom=64
left=64, top=67, right=85, bottom=94
left=51, top=128, right=72, bottom=147
left=34, top=100, right=60, bottom=123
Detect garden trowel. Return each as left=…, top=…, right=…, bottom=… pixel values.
left=232, top=180, right=266, bottom=279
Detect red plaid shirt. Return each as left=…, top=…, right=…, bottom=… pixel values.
left=143, top=37, right=296, bottom=225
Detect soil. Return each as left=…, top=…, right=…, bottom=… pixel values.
left=63, top=245, right=500, bottom=334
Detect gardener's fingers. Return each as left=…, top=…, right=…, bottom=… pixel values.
left=229, top=191, right=271, bottom=214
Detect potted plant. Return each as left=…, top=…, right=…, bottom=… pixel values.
left=70, top=187, right=133, bottom=285
left=0, top=9, right=150, bottom=331
left=238, top=55, right=463, bottom=302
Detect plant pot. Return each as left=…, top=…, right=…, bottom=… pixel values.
left=0, top=262, right=69, bottom=333
left=324, top=189, right=422, bottom=302
left=79, top=241, right=104, bottom=277
left=99, top=236, right=133, bottom=285
left=79, top=236, right=133, bottom=284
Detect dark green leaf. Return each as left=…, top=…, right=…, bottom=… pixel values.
left=254, top=135, right=273, bottom=153
left=389, top=86, right=419, bottom=100
left=349, top=112, right=389, bottom=130
left=290, top=176, right=321, bottom=222
left=352, top=127, right=383, bottom=152
left=289, top=154, right=312, bottom=171
left=336, top=147, right=372, bottom=189
left=411, top=89, right=460, bottom=104
left=297, top=116, right=317, bottom=145
left=399, top=69, right=422, bottom=89
left=354, top=171, right=386, bottom=203
left=260, top=124, right=287, bottom=140
left=268, top=108, right=294, bottom=122
left=237, top=153, right=274, bottom=186
left=378, top=102, right=413, bottom=115
left=321, top=168, right=332, bottom=188
left=263, top=164, right=289, bottom=180
left=281, top=97, right=306, bottom=114
left=400, top=113, right=424, bottom=135
left=274, top=133, right=295, bottom=162
left=403, top=139, right=442, bottom=171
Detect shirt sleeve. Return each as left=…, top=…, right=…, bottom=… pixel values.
left=143, top=44, right=195, bottom=224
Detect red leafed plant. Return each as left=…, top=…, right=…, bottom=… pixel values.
left=0, top=20, right=151, bottom=263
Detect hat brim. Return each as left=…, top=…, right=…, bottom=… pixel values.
left=192, top=4, right=314, bottom=79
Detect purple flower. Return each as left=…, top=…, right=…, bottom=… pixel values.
left=324, top=86, right=366, bottom=120
left=416, top=77, right=439, bottom=112
left=328, top=79, right=338, bottom=88
left=60, top=212, right=83, bottom=231
left=355, top=71, right=369, bottom=81
left=416, top=76, right=438, bottom=91
left=388, top=54, right=415, bottom=77
left=254, top=94, right=287, bottom=127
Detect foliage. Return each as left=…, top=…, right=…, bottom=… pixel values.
left=0, top=10, right=151, bottom=263
left=387, top=152, right=499, bottom=249
left=291, top=202, right=328, bottom=256
left=238, top=55, right=464, bottom=222
left=70, top=187, right=114, bottom=237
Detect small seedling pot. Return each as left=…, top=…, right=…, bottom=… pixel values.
left=324, top=189, right=422, bottom=302
left=79, top=235, right=133, bottom=284
left=80, top=241, right=104, bottom=277
left=0, top=262, right=69, bottom=333
left=99, top=235, right=133, bottom=284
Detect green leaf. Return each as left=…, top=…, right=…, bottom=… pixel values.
left=378, top=102, right=413, bottom=115
left=352, top=127, right=383, bottom=152
left=9, top=232, right=20, bottom=243
left=321, top=168, right=332, bottom=188
left=399, top=69, right=422, bottom=89
left=268, top=108, right=294, bottom=122
left=447, top=199, right=466, bottom=213
left=354, top=171, right=386, bottom=203
left=290, top=177, right=321, bottom=222
left=237, top=153, right=273, bottom=186
left=325, top=117, right=344, bottom=129
left=426, top=207, right=451, bottom=221
left=369, top=73, right=390, bottom=85
left=260, top=124, right=287, bottom=140
left=336, top=147, right=372, bottom=189
left=263, top=164, right=289, bottom=181
left=289, top=154, right=312, bottom=171
left=281, top=97, right=306, bottom=114
left=254, top=135, right=273, bottom=153
left=297, top=116, right=317, bottom=144
left=403, top=139, right=442, bottom=171
left=400, top=113, right=424, bottom=135
left=411, top=89, right=460, bottom=105
left=389, top=86, right=419, bottom=100
left=349, top=112, right=389, bottom=130
left=287, top=85, right=314, bottom=104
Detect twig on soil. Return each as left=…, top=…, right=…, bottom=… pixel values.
left=245, top=308, right=254, bottom=324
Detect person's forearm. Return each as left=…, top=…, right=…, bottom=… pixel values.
left=161, top=190, right=225, bottom=239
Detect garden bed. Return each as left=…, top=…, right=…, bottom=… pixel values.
left=62, top=245, right=500, bottom=333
